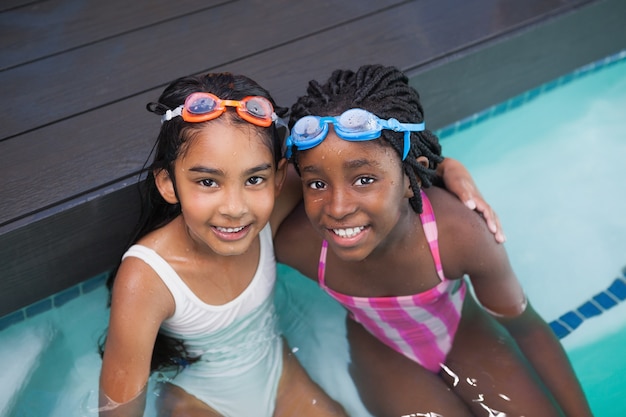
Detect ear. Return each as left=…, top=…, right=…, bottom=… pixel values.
left=416, top=156, right=429, bottom=169
left=154, top=168, right=179, bottom=204
left=274, top=158, right=288, bottom=193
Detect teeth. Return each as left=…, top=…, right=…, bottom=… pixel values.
left=216, top=226, right=245, bottom=233
left=332, top=226, right=365, bottom=238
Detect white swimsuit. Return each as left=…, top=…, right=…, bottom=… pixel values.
left=123, top=224, right=283, bottom=417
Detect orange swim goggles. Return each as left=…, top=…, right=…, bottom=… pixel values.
left=161, top=92, right=278, bottom=127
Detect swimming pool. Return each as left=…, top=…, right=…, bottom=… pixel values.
left=439, top=51, right=626, bottom=416
left=1, top=51, right=625, bottom=416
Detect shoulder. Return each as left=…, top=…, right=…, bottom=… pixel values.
left=423, top=186, right=486, bottom=232
left=423, top=186, right=507, bottom=275
left=425, top=187, right=525, bottom=312
left=111, top=251, right=175, bottom=320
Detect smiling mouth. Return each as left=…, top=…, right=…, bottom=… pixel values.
left=331, top=226, right=365, bottom=238
left=215, top=226, right=246, bottom=233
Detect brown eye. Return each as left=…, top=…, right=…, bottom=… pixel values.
left=247, top=176, right=264, bottom=186
left=355, top=177, right=374, bottom=186
left=308, top=180, right=326, bottom=190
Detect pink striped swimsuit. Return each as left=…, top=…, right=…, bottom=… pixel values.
left=318, top=190, right=466, bottom=372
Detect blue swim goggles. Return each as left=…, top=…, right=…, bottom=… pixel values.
left=284, top=108, right=425, bottom=160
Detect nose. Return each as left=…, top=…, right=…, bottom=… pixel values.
left=324, top=186, right=357, bottom=220
left=219, top=186, right=248, bottom=218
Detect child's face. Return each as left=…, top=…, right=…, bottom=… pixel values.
left=165, top=119, right=280, bottom=256
left=297, top=129, right=413, bottom=261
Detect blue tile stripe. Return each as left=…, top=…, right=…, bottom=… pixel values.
left=549, top=267, right=626, bottom=339
left=0, top=271, right=110, bottom=332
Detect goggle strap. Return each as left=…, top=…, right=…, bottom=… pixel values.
left=284, top=136, right=293, bottom=159
left=161, top=106, right=183, bottom=123
left=384, top=120, right=425, bottom=132
left=402, top=132, right=410, bottom=160
left=402, top=122, right=425, bottom=131
left=274, top=116, right=287, bottom=128
left=399, top=122, right=425, bottom=160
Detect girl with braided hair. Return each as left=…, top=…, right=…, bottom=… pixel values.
left=275, top=64, right=593, bottom=416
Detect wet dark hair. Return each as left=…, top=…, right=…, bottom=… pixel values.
left=99, top=72, right=287, bottom=374
left=289, top=64, right=443, bottom=214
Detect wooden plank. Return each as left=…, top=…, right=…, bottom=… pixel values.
left=0, top=0, right=403, bottom=139
left=0, top=0, right=403, bottom=226
left=0, top=0, right=231, bottom=70
left=0, top=0, right=33, bottom=14
left=223, top=0, right=594, bottom=110
left=0, top=180, right=142, bottom=317
left=0, top=92, right=154, bottom=228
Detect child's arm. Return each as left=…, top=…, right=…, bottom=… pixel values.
left=496, top=305, right=594, bottom=417
left=449, top=198, right=593, bottom=417
left=437, top=157, right=505, bottom=243
left=99, top=259, right=173, bottom=415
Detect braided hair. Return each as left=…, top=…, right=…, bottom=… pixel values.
left=289, top=64, right=442, bottom=213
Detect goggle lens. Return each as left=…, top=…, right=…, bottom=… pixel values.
left=293, top=116, right=326, bottom=141
left=337, top=109, right=377, bottom=133
left=244, top=97, right=273, bottom=119
left=187, top=96, right=218, bottom=115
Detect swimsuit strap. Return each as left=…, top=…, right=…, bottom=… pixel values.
left=318, top=240, right=330, bottom=289
left=419, top=189, right=446, bottom=281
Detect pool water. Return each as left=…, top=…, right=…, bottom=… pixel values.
left=1, top=52, right=625, bottom=416
left=438, top=52, right=626, bottom=416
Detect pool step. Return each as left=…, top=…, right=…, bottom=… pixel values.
left=549, top=267, right=626, bottom=338
left=0, top=321, right=54, bottom=415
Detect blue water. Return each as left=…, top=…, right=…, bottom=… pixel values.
left=1, top=53, right=625, bottom=416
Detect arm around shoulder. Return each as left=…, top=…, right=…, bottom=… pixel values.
left=432, top=185, right=524, bottom=315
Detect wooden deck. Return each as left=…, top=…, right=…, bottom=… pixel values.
left=1, top=0, right=625, bottom=317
